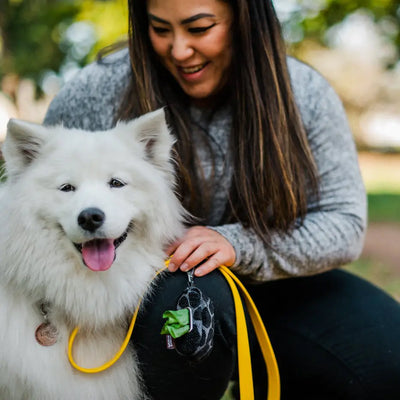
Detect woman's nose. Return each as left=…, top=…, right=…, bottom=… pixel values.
left=170, top=35, right=194, bottom=62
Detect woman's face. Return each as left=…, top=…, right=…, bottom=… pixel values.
left=147, top=0, right=233, bottom=103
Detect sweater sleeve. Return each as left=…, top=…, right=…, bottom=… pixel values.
left=211, top=62, right=367, bottom=282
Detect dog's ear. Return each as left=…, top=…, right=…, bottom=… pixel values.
left=124, top=108, right=175, bottom=170
left=3, top=119, right=48, bottom=176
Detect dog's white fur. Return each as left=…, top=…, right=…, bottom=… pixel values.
left=0, top=110, right=184, bottom=399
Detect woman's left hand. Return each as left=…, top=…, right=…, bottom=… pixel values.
left=165, top=226, right=236, bottom=277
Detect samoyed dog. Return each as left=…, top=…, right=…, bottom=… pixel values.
left=0, top=109, right=184, bottom=399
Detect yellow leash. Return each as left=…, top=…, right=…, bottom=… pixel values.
left=219, top=266, right=280, bottom=400
left=68, top=264, right=280, bottom=399
left=68, top=303, right=141, bottom=373
left=67, top=267, right=167, bottom=374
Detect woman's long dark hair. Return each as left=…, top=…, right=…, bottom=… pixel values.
left=117, top=0, right=319, bottom=241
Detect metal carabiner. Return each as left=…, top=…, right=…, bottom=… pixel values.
left=187, top=269, right=195, bottom=287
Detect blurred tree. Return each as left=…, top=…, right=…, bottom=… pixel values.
left=279, top=0, right=400, bottom=67
left=0, top=0, right=80, bottom=89
left=1, top=0, right=399, bottom=92
left=0, top=0, right=127, bottom=95
left=76, top=0, right=128, bottom=59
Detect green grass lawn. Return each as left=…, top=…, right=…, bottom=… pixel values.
left=367, top=193, right=400, bottom=223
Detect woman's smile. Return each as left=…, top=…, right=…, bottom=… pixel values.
left=179, top=62, right=209, bottom=75
left=177, top=61, right=210, bottom=81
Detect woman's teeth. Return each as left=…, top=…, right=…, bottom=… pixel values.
left=181, top=64, right=206, bottom=74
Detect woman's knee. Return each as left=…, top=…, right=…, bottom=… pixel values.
left=247, top=270, right=400, bottom=399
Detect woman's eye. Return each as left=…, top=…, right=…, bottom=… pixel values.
left=109, top=178, right=126, bottom=189
left=151, top=26, right=169, bottom=34
left=59, top=183, right=75, bottom=192
left=189, top=24, right=216, bottom=34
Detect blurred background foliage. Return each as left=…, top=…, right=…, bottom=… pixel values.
left=1, top=0, right=399, bottom=98
left=283, top=0, right=400, bottom=63
left=0, top=0, right=399, bottom=301
left=0, top=0, right=128, bottom=95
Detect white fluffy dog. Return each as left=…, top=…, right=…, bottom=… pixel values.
left=0, top=110, right=184, bottom=399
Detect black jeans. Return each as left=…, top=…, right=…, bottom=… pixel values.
left=131, top=269, right=400, bottom=399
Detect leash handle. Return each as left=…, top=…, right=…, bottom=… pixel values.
left=219, top=266, right=281, bottom=400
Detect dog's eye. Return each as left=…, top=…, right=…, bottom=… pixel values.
left=109, top=178, right=126, bottom=188
left=59, top=183, right=75, bottom=192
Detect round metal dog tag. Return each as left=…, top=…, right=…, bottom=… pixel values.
left=35, top=323, right=58, bottom=346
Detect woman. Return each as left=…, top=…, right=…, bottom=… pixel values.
left=44, top=0, right=400, bottom=399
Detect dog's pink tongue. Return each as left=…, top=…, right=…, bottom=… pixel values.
left=82, top=239, right=115, bottom=271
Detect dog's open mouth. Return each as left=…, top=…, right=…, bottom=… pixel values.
left=74, top=230, right=128, bottom=272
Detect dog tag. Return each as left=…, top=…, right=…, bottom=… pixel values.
left=35, top=323, right=58, bottom=346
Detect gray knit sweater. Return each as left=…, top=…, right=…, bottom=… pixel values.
left=44, top=49, right=367, bottom=282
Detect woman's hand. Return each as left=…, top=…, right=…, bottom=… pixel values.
left=166, top=226, right=236, bottom=277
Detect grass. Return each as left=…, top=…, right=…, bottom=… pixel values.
left=344, top=189, right=400, bottom=300
left=367, top=192, right=400, bottom=223
left=345, top=259, right=400, bottom=301
left=357, top=152, right=400, bottom=299
left=220, top=383, right=235, bottom=400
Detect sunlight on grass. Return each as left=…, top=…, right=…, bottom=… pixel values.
left=345, top=259, right=400, bottom=301
left=359, top=152, right=400, bottom=194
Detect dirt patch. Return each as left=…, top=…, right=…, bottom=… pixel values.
left=362, top=222, right=400, bottom=269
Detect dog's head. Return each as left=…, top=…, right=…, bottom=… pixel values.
left=1, top=109, right=184, bottom=275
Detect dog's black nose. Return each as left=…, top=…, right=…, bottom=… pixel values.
left=78, top=208, right=105, bottom=232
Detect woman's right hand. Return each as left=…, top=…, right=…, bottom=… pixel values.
left=166, top=226, right=236, bottom=277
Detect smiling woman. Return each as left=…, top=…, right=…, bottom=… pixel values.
left=43, top=0, right=400, bottom=399
left=146, top=0, right=233, bottom=102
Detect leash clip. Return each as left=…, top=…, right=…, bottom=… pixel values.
left=187, top=269, right=195, bottom=287
left=187, top=307, right=194, bottom=333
